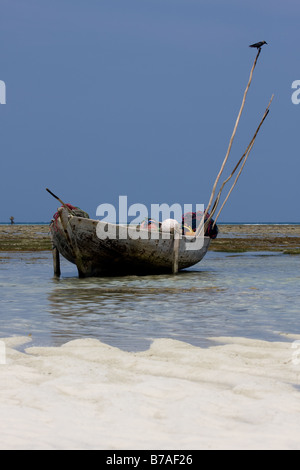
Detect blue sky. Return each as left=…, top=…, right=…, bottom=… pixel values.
left=0, top=0, right=299, bottom=223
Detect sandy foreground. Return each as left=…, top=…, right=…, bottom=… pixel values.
left=1, top=334, right=300, bottom=450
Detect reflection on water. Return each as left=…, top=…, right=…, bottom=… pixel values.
left=47, top=273, right=226, bottom=351
left=0, top=251, right=300, bottom=351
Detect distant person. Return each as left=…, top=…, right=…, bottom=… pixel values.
left=10, top=216, right=15, bottom=225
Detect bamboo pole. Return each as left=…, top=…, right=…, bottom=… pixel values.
left=195, top=47, right=262, bottom=238
left=205, top=94, right=274, bottom=229
left=205, top=48, right=262, bottom=215
left=211, top=95, right=274, bottom=227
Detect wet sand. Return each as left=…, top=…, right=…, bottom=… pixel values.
left=0, top=224, right=299, bottom=254
left=0, top=225, right=52, bottom=252
left=212, top=224, right=300, bottom=254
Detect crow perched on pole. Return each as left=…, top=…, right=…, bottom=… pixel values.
left=249, top=41, right=268, bottom=49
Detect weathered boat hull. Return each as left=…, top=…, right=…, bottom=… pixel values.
left=50, top=207, right=210, bottom=277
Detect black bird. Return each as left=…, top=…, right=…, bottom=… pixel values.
left=249, top=41, right=268, bottom=49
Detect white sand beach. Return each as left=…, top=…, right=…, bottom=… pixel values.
left=1, top=335, right=300, bottom=450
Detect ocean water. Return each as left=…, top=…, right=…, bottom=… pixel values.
left=0, top=250, right=299, bottom=351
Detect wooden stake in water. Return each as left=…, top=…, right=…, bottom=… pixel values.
left=52, top=246, right=61, bottom=278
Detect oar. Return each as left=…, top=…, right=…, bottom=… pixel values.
left=46, top=188, right=74, bottom=213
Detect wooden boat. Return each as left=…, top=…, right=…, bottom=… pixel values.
left=48, top=51, right=273, bottom=278
left=50, top=206, right=211, bottom=277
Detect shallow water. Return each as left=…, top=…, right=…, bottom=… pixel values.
left=0, top=251, right=299, bottom=351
